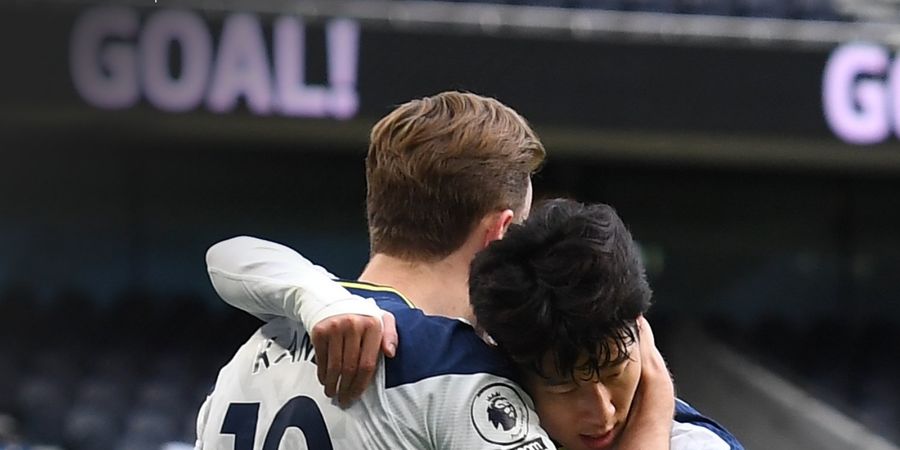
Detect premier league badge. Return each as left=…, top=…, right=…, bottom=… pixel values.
left=471, top=383, right=528, bottom=444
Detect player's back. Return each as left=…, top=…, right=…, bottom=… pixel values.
left=196, top=316, right=407, bottom=450
left=196, top=282, right=552, bottom=450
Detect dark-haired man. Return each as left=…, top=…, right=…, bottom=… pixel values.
left=470, top=199, right=743, bottom=450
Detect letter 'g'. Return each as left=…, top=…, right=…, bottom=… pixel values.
left=823, top=43, right=890, bottom=145
left=71, top=6, right=140, bottom=110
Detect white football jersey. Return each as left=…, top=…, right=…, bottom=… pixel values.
left=196, top=283, right=554, bottom=450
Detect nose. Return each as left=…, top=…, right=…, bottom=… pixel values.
left=579, top=383, right=616, bottom=429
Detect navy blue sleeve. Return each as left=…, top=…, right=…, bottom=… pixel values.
left=675, top=398, right=744, bottom=450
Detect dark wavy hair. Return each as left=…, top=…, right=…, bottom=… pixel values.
left=469, top=199, right=652, bottom=381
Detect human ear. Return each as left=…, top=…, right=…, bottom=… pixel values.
left=482, top=209, right=515, bottom=247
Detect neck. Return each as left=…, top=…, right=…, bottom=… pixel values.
left=358, top=251, right=475, bottom=323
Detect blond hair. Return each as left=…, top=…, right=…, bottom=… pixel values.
left=366, top=91, right=545, bottom=261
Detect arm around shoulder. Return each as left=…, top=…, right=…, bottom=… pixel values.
left=205, top=235, right=382, bottom=325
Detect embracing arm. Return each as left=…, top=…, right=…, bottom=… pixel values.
left=206, top=235, right=368, bottom=322
left=617, top=316, right=675, bottom=450
left=205, top=236, right=397, bottom=403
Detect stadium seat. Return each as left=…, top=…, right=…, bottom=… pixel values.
left=63, top=406, right=120, bottom=450
left=570, top=0, right=624, bottom=11
left=123, top=409, right=179, bottom=445
left=115, top=435, right=168, bottom=450
left=75, top=379, right=131, bottom=417
left=89, top=351, right=140, bottom=389
left=789, top=0, right=840, bottom=20
left=17, top=376, right=70, bottom=443
left=0, top=414, right=25, bottom=444
left=623, top=0, right=676, bottom=12
left=678, top=0, right=732, bottom=15
left=0, top=284, right=37, bottom=338
left=515, top=0, right=568, bottom=6
left=732, top=0, right=787, bottom=18
left=30, top=349, right=81, bottom=388
left=136, top=380, right=188, bottom=414
left=149, top=354, right=193, bottom=387
left=162, top=443, right=196, bottom=450
left=0, top=353, right=20, bottom=412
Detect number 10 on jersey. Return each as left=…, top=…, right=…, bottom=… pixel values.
left=221, top=396, right=334, bottom=449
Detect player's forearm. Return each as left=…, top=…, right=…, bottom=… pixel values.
left=207, top=235, right=317, bottom=320
left=617, top=377, right=674, bottom=450
left=206, top=236, right=382, bottom=327
left=618, top=316, right=675, bottom=450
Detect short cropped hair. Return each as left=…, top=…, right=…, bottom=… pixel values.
left=366, top=91, right=545, bottom=261
left=469, top=199, right=652, bottom=380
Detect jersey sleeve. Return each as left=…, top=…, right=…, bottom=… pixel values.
left=205, top=235, right=384, bottom=329
left=671, top=399, right=743, bottom=450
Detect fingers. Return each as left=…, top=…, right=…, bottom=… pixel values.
left=339, top=321, right=382, bottom=406
left=324, top=328, right=347, bottom=399
left=311, top=324, right=331, bottom=387
left=636, top=316, right=673, bottom=400
left=312, top=314, right=387, bottom=407
left=380, top=312, right=398, bottom=358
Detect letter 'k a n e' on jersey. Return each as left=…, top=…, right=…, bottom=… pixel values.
left=196, top=282, right=554, bottom=450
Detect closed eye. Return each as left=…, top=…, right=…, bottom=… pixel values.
left=604, top=371, right=624, bottom=380
left=601, top=360, right=629, bottom=380
left=545, top=383, right=577, bottom=394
